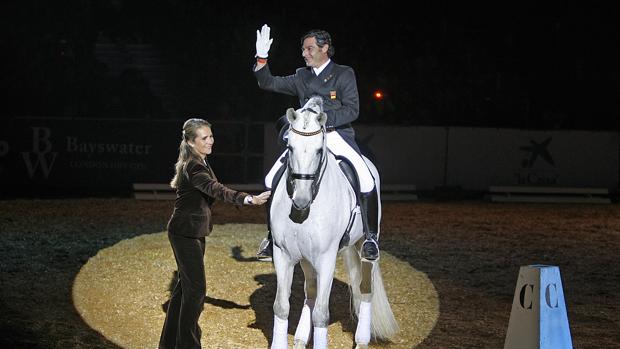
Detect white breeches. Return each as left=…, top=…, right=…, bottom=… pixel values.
left=265, top=131, right=375, bottom=193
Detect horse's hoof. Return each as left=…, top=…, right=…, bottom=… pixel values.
left=293, top=339, right=307, bottom=349
left=355, top=344, right=369, bottom=349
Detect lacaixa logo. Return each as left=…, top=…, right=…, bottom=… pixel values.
left=519, top=137, right=555, bottom=168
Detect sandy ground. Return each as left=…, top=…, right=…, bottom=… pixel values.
left=71, top=225, right=439, bottom=348
left=1, top=198, right=619, bottom=348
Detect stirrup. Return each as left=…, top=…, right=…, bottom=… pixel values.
left=256, top=237, right=273, bottom=262
left=361, top=238, right=379, bottom=262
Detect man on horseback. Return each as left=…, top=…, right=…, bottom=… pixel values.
left=252, top=24, right=380, bottom=262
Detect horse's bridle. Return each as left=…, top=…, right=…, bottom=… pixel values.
left=286, top=124, right=328, bottom=204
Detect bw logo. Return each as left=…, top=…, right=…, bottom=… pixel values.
left=21, top=127, right=58, bottom=179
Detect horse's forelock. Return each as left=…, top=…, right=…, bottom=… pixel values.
left=291, top=107, right=322, bottom=132
left=301, top=96, right=324, bottom=113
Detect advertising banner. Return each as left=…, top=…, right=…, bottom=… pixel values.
left=0, top=118, right=264, bottom=197
left=446, top=128, right=619, bottom=190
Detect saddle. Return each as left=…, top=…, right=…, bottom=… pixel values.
left=335, top=156, right=360, bottom=250
left=335, top=155, right=360, bottom=204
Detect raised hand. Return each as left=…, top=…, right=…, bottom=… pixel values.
left=255, top=24, right=273, bottom=58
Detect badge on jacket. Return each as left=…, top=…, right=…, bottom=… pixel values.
left=330, top=90, right=337, bottom=99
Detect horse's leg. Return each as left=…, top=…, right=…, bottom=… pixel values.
left=350, top=241, right=399, bottom=347
left=293, top=259, right=316, bottom=349
left=354, top=259, right=374, bottom=349
left=311, top=252, right=338, bottom=349
left=272, top=247, right=295, bottom=349
left=342, top=242, right=373, bottom=349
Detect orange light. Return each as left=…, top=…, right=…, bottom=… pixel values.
left=373, top=90, right=384, bottom=100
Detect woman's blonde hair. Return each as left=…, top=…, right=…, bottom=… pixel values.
left=170, top=118, right=212, bottom=188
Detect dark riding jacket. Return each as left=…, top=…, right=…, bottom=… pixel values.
left=254, top=61, right=361, bottom=152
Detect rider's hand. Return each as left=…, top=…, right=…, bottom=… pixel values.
left=255, top=24, right=273, bottom=58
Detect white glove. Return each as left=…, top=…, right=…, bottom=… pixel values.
left=255, top=24, right=273, bottom=58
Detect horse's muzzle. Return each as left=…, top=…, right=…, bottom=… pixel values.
left=291, top=192, right=312, bottom=211
left=289, top=204, right=310, bottom=223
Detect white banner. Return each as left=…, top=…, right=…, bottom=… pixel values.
left=265, top=124, right=619, bottom=191
left=264, top=124, right=447, bottom=190
left=355, top=126, right=447, bottom=190
left=446, top=128, right=619, bottom=190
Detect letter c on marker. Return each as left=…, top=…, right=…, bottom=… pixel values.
left=519, top=284, right=534, bottom=309
left=545, top=283, right=559, bottom=308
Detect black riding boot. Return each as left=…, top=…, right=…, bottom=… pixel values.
left=360, top=187, right=380, bottom=261
left=256, top=198, right=274, bottom=262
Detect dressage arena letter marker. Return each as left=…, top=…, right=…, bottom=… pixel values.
left=504, top=265, right=573, bottom=349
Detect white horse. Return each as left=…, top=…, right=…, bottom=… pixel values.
left=269, top=97, right=399, bottom=349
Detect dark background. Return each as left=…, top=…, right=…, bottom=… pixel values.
left=3, top=0, right=620, bottom=130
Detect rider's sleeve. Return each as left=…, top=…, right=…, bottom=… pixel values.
left=325, top=67, right=360, bottom=128
left=254, top=63, right=298, bottom=96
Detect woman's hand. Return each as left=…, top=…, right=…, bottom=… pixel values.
left=250, top=191, right=271, bottom=205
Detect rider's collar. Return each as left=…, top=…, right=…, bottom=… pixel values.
left=312, top=59, right=331, bottom=76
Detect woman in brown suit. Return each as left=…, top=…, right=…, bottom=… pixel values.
left=159, top=118, right=270, bottom=349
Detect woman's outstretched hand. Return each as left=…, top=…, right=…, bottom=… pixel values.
left=250, top=191, right=271, bottom=205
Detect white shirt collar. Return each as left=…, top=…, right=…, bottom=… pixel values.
left=313, top=59, right=331, bottom=76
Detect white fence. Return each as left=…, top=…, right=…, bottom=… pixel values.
left=264, top=125, right=619, bottom=192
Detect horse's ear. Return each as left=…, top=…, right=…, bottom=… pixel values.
left=286, top=108, right=297, bottom=123
left=318, top=112, right=327, bottom=126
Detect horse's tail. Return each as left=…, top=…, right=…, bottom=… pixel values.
left=342, top=246, right=399, bottom=341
